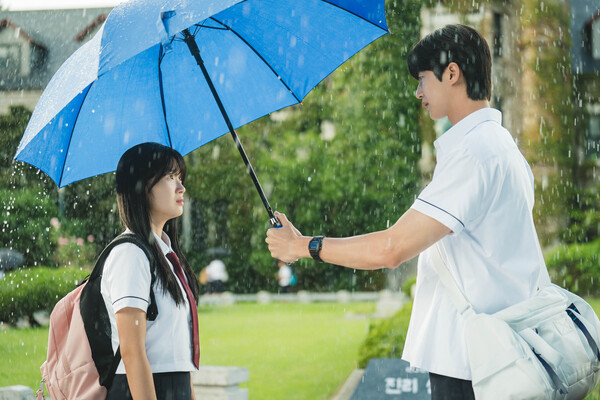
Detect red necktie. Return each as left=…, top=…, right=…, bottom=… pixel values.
left=166, top=251, right=200, bottom=368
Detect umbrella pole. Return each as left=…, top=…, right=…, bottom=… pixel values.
left=182, top=29, right=281, bottom=228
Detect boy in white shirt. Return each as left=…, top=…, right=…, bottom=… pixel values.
left=266, top=24, right=548, bottom=399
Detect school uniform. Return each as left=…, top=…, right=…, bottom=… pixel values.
left=402, top=109, right=548, bottom=383
left=100, top=229, right=196, bottom=398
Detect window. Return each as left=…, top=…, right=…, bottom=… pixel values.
left=593, top=17, right=600, bottom=60
left=493, top=12, right=503, bottom=59
left=587, top=113, right=600, bottom=159
left=0, top=43, right=21, bottom=77
left=585, top=103, right=600, bottom=159
left=585, top=11, right=600, bottom=61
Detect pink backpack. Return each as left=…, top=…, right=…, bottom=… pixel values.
left=39, top=283, right=107, bottom=400
left=37, top=234, right=157, bottom=400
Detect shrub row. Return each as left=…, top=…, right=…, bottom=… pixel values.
left=357, top=302, right=413, bottom=368
left=546, top=239, right=600, bottom=297
left=0, top=267, right=89, bottom=324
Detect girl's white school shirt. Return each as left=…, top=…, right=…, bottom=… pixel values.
left=100, top=229, right=196, bottom=374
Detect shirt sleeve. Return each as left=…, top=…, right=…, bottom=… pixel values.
left=411, top=153, right=487, bottom=234
left=103, top=243, right=153, bottom=313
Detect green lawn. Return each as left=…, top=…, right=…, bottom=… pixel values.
left=0, top=301, right=374, bottom=399
left=0, top=327, right=48, bottom=390
left=197, top=302, right=374, bottom=399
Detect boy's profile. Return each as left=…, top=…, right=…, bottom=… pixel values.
left=266, top=24, right=548, bottom=399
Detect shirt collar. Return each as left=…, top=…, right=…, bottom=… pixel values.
left=123, top=228, right=172, bottom=255
left=434, top=108, right=502, bottom=154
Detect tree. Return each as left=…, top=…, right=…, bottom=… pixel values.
left=0, top=106, right=58, bottom=266
left=185, top=0, right=423, bottom=292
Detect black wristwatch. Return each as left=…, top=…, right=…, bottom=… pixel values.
left=308, top=236, right=324, bottom=263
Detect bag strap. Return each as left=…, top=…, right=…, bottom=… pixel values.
left=89, top=233, right=159, bottom=319
left=84, top=233, right=159, bottom=388
left=430, top=243, right=474, bottom=317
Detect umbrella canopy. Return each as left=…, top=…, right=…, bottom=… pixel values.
left=15, top=0, right=388, bottom=218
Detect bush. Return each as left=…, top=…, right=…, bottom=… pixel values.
left=49, top=217, right=98, bottom=268
left=545, top=239, right=600, bottom=297
left=0, top=266, right=89, bottom=324
left=560, top=186, right=600, bottom=244
left=0, top=188, right=58, bottom=267
left=402, top=276, right=417, bottom=298
left=358, top=302, right=412, bottom=368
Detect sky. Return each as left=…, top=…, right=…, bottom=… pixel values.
left=4, top=0, right=124, bottom=10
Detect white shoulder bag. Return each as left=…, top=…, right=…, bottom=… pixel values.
left=431, top=244, right=600, bottom=399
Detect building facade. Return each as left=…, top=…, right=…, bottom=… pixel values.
left=0, top=8, right=111, bottom=114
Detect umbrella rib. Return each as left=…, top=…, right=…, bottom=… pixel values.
left=57, top=83, right=93, bottom=188
left=158, top=44, right=173, bottom=148
left=320, top=0, right=388, bottom=33
left=208, top=17, right=302, bottom=104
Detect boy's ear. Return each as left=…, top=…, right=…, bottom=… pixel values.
left=446, top=62, right=461, bottom=85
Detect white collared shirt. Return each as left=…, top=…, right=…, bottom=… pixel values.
left=100, top=229, right=196, bottom=374
left=403, top=108, right=547, bottom=379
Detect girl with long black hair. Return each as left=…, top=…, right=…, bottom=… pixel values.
left=102, top=142, right=200, bottom=400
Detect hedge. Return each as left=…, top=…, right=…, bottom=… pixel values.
left=357, top=302, right=413, bottom=368
left=545, top=239, right=600, bottom=297
left=0, top=267, right=88, bottom=324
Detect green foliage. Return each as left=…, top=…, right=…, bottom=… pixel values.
left=0, top=106, right=54, bottom=192
left=561, top=186, right=600, bottom=244
left=49, top=218, right=98, bottom=268
left=0, top=188, right=58, bottom=266
left=546, top=239, right=600, bottom=297
left=0, top=267, right=88, bottom=324
left=402, top=275, right=417, bottom=298
left=522, top=0, right=576, bottom=245
left=358, top=302, right=413, bottom=368
left=60, top=174, right=122, bottom=248
left=0, top=107, right=61, bottom=267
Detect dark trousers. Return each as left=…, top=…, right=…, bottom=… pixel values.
left=429, top=372, right=475, bottom=400
left=279, top=285, right=290, bottom=294
left=207, top=280, right=225, bottom=294
left=107, top=372, right=191, bottom=400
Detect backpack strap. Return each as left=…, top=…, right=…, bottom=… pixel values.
left=87, top=233, right=159, bottom=319
left=80, top=233, right=160, bottom=389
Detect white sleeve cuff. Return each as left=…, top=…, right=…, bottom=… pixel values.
left=113, top=296, right=149, bottom=313
left=411, top=198, right=465, bottom=234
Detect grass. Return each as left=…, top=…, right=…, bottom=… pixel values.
left=197, top=302, right=374, bottom=399
left=0, top=327, right=48, bottom=390
left=0, top=301, right=374, bottom=399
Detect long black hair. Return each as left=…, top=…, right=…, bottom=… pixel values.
left=115, top=142, right=199, bottom=304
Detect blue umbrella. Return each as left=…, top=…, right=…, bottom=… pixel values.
left=15, top=0, right=388, bottom=224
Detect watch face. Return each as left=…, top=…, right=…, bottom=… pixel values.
left=309, top=241, right=318, bottom=250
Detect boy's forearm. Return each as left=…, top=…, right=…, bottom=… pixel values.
left=295, top=231, right=403, bottom=270
left=294, top=209, right=451, bottom=270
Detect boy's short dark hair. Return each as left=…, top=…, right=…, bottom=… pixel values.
left=407, top=24, right=492, bottom=101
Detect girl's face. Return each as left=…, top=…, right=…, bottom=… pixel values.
left=148, top=168, right=185, bottom=229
